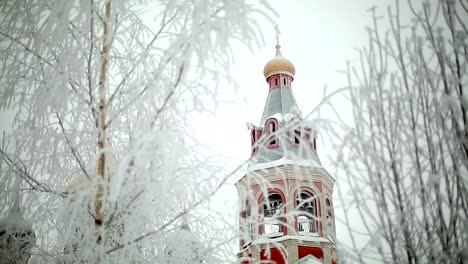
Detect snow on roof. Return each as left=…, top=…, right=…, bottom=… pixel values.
left=247, top=157, right=322, bottom=172
left=65, top=174, right=91, bottom=193
left=283, top=113, right=300, bottom=123
left=269, top=113, right=284, bottom=122
left=293, top=254, right=323, bottom=264
left=252, top=235, right=329, bottom=245
left=164, top=228, right=205, bottom=263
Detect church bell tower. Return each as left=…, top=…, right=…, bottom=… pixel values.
left=236, top=27, right=337, bottom=264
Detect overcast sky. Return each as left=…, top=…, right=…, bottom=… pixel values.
left=193, top=0, right=393, bottom=168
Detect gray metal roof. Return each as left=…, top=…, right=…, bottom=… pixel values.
left=249, top=87, right=322, bottom=168
left=260, top=87, right=301, bottom=125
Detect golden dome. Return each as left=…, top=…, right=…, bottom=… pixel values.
left=263, top=45, right=296, bottom=79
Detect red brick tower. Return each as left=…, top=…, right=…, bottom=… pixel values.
left=236, top=28, right=337, bottom=264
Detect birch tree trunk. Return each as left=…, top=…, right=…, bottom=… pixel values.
left=95, top=1, right=111, bottom=262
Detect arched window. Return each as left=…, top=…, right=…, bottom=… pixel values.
left=241, top=201, right=253, bottom=245
left=269, top=122, right=276, bottom=145
left=326, top=199, right=334, bottom=237
left=265, top=118, right=279, bottom=148
left=251, top=129, right=257, bottom=154
left=296, top=192, right=318, bottom=234
left=263, top=193, right=283, bottom=235
left=251, top=130, right=255, bottom=145
left=290, top=127, right=301, bottom=146
left=294, top=130, right=301, bottom=144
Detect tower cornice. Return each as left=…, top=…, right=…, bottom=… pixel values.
left=236, top=165, right=335, bottom=192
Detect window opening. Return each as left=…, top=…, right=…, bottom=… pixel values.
left=326, top=199, right=332, bottom=220
left=275, top=78, right=278, bottom=86
left=294, top=129, right=301, bottom=144
left=326, top=199, right=334, bottom=237
left=283, top=78, right=286, bottom=85
left=251, top=130, right=257, bottom=154
left=242, top=202, right=253, bottom=244
left=296, top=192, right=318, bottom=234
left=297, top=215, right=312, bottom=232
left=264, top=194, right=283, bottom=234
left=268, top=122, right=277, bottom=146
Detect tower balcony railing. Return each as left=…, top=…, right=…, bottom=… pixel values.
left=297, top=217, right=318, bottom=236
left=263, top=217, right=283, bottom=237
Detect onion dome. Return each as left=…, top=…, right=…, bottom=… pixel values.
left=0, top=174, right=35, bottom=263
left=263, top=44, right=296, bottom=79
left=164, top=222, right=205, bottom=264
left=0, top=202, right=36, bottom=264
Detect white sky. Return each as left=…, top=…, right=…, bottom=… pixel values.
left=193, top=0, right=388, bottom=173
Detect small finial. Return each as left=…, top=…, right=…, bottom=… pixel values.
left=274, top=24, right=281, bottom=49
left=12, top=172, right=22, bottom=212
left=181, top=202, right=190, bottom=231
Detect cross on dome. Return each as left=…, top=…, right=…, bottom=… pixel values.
left=263, top=24, right=296, bottom=79
left=274, top=24, right=281, bottom=48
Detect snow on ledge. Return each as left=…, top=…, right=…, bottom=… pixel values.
left=298, top=231, right=320, bottom=237
left=248, top=157, right=322, bottom=172
left=252, top=235, right=330, bottom=245
left=263, top=232, right=284, bottom=238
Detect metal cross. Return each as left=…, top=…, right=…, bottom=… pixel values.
left=274, top=24, right=280, bottom=46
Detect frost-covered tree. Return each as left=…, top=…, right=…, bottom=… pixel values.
left=334, top=0, right=468, bottom=263
left=0, top=0, right=272, bottom=263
